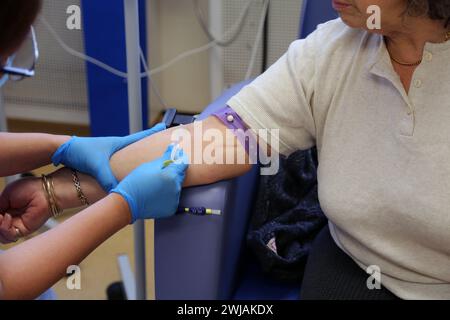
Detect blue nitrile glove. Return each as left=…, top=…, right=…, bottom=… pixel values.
left=52, top=122, right=166, bottom=192
left=111, top=144, right=188, bottom=223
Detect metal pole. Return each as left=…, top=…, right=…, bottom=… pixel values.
left=117, top=254, right=137, bottom=300
left=124, top=0, right=147, bottom=300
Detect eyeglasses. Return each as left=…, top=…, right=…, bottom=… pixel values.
left=0, top=26, right=39, bottom=81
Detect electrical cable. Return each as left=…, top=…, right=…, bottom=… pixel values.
left=146, top=41, right=216, bottom=77
left=41, top=15, right=215, bottom=80
left=40, top=1, right=269, bottom=100
left=139, top=48, right=168, bottom=109
left=144, top=0, right=266, bottom=78
left=42, top=16, right=169, bottom=108
left=192, top=0, right=255, bottom=47
left=40, top=16, right=129, bottom=78
left=41, top=13, right=230, bottom=79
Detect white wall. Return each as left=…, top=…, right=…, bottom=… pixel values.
left=146, top=0, right=302, bottom=123
left=147, top=0, right=212, bottom=123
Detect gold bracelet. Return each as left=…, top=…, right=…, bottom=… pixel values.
left=41, top=174, right=62, bottom=218
left=42, top=174, right=61, bottom=218
left=71, top=170, right=90, bottom=206
left=41, top=175, right=53, bottom=215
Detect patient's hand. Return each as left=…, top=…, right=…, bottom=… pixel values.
left=0, top=177, right=50, bottom=242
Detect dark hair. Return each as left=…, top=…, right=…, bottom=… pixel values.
left=0, top=0, right=42, bottom=57
left=406, top=0, right=450, bottom=27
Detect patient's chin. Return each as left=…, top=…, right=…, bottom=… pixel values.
left=339, top=15, right=365, bottom=30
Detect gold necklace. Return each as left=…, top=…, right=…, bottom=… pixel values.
left=388, top=30, right=450, bottom=67
left=390, top=55, right=422, bottom=67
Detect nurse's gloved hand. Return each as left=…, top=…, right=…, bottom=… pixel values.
left=52, top=123, right=166, bottom=192
left=111, top=144, right=188, bottom=223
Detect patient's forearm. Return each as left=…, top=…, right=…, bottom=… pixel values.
left=53, top=116, right=253, bottom=210
left=110, top=116, right=252, bottom=187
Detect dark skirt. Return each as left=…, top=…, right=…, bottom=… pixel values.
left=299, top=225, right=400, bottom=300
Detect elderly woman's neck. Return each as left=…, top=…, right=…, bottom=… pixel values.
left=385, top=18, right=448, bottom=55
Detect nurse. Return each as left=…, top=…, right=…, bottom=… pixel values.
left=0, top=0, right=188, bottom=299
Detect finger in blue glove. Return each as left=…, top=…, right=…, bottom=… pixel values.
left=111, top=144, right=189, bottom=223
left=52, top=122, right=166, bottom=192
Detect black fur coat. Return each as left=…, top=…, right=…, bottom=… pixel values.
left=247, top=147, right=327, bottom=283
